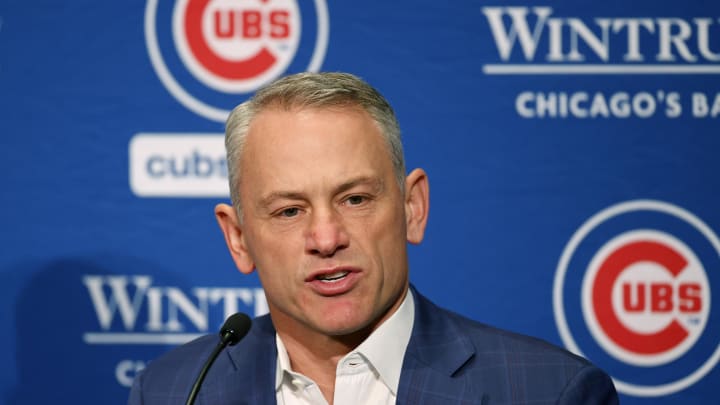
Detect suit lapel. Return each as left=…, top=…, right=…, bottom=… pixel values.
left=193, top=289, right=482, bottom=404
left=198, top=315, right=278, bottom=405
left=397, top=288, right=483, bottom=403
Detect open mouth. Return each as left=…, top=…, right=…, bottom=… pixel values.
left=315, top=271, right=350, bottom=282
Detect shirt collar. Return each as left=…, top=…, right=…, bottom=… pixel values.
left=274, top=289, right=415, bottom=394
left=353, top=289, right=415, bottom=395
left=275, top=333, right=293, bottom=390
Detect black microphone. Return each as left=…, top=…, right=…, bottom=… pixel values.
left=185, top=312, right=252, bottom=405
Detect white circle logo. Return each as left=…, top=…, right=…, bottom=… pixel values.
left=145, top=0, right=329, bottom=121
left=581, top=230, right=710, bottom=367
left=173, top=0, right=301, bottom=93
left=554, top=200, right=720, bottom=397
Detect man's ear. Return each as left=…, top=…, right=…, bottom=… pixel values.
left=215, top=203, right=255, bottom=274
left=404, top=168, right=430, bottom=244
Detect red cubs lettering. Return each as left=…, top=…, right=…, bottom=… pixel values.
left=242, top=11, right=262, bottom=38
left=622, top=282, right=702, bottom=313
left=212, top=9, right=291, bottom=39
left=622, top=283, right=645, bottom=312
left=679, top=283, right=702, bottom=312
left=651, top=283, right=673, bottom=312
left=214, top=11, right=235, bottom=38
left=269, top=11, right=290, bottom=38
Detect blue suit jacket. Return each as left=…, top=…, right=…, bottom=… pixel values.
left=129, top=289, right=618, bottom=404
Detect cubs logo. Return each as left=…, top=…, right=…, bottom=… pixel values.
left=554, top=200, right=720, bottom=397
left=145, top=0, right=329, bottom=121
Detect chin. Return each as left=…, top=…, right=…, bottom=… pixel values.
left=314, top=314, right=375, bottom=337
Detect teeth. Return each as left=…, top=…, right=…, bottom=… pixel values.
left=317, top=271, right=349, bottom=282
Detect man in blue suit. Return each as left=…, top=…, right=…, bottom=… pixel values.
left=129, top=72, right=618, bottom=404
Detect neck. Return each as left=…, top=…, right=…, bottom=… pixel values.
left=272, top=287, right=409, bottom=402
left=277, top=325, right=372, bottom=404
left=277, top=318, right=372, bottom=369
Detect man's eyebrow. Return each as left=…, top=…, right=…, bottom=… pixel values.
left=257, top=191, right=306, bottom=210
left=257, top=177, right=385, bottom=209
left=334, top=176, right=385, bottom=195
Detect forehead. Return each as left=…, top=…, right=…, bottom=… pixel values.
left=243, top=105, right=389, bottom=160
left=237, top=106, right=394, bottom=191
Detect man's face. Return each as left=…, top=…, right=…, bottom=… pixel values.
left=230, top=106, right=414, bottom=337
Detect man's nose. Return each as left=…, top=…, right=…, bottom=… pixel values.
left=305, top=209, right=350, bottom=257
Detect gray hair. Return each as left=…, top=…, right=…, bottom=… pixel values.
left=224, top=72, right=406, bottom=212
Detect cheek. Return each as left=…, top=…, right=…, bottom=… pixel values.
left=253, top=228, right=312, bottom=278
left=377, top=206, right=407, bottom=242
left=247, top=226, right=302, bottom=264
left=366, top=212, right=408, bottom=266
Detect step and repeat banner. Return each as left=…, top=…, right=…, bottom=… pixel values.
left=1, top=0, right=719, bottom=403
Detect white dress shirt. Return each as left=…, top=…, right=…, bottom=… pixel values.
left=275, top=291, right=415, bottom=405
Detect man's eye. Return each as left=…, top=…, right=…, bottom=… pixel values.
left=279, top=207, right=299, bottom=217
left=347, top=195, right=365, bottom=205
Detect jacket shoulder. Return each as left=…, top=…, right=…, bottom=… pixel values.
left=446, top=308, right=591, bottom=366
left=128, top=314, right=277, bottom=405
left=405, top=291, right=618, bottom=404
left=128, top=334, right=220, bottom=404
left=443, top=309, right=618, bottom=404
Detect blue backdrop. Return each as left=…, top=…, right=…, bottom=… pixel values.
left=2, top=0, right=719, bottom=403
